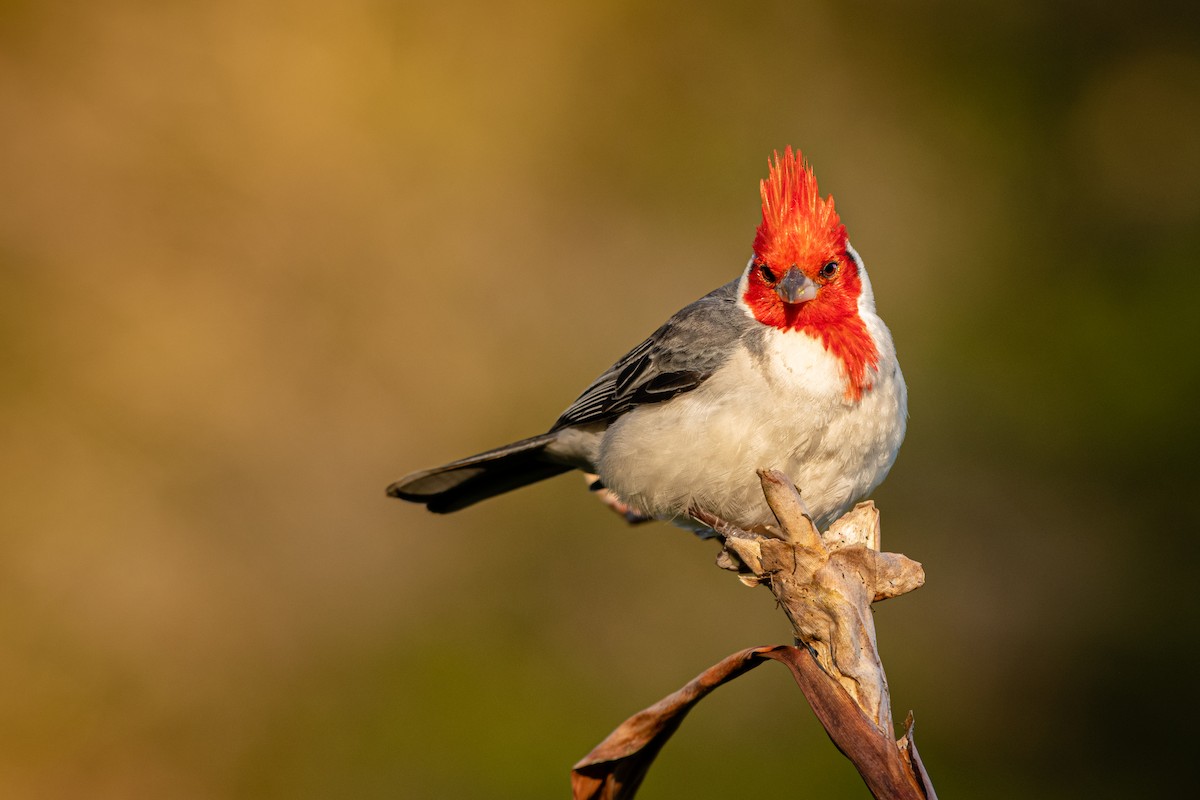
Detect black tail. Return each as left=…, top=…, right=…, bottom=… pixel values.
left=387, top=433, right=572, bottom=513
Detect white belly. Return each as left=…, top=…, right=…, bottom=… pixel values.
left=595, top=327, right=906, bottom=531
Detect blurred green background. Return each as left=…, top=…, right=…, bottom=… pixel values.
left=2, top=0, right=1199, bottom=797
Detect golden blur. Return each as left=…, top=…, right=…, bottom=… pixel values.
left=2, top=1, right=1198, bottom=797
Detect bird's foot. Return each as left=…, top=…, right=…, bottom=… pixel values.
left=687, top=507, right=767, bottom=583
left=688, top=507, right=789, bottom=540
left=584, top=474, right=654, bottom=525
left=687, top=507, right=756, bottom=541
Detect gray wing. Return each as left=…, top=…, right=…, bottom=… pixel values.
left=551, top=279, right=756, bottom=430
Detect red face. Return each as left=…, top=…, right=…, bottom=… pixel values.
left=741, top=251, right=864, bottom=332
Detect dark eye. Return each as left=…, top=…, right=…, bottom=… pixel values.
left=758, top=263, right=777, bottom=283
left=820, top=261, right=839, bottom=280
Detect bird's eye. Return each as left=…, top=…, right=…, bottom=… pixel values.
left=758, top=263, right=777, bottom=283
left=820, top=261, right=840, bottom=280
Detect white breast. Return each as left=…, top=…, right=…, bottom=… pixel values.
left=595, top=316, right=907, bottom=531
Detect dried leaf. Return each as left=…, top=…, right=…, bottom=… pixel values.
left=763, top=647, right=927, bottom=800
left=574, top=473, right=934, bottom=800
left=572, top=646, right=929, bottom=800
left=756, top=468, right=820, bottom=547
left=571, top=646, right=774, bottom=800
left=900, top=713, right=938, bottom=800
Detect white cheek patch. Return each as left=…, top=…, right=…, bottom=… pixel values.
left=735, top=256, right=756, bottom=319
left=845, top=241, right=878, bottom=316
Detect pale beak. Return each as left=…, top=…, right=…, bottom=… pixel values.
left=775, top=265, right=817, bottom=305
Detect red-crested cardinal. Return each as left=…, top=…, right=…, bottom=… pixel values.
left=388, top=148, right=907, bottom=532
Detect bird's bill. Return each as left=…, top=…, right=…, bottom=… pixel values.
left=775, top=265, right=817, bottom=305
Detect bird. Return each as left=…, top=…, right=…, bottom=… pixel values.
left=388, top=147, right=907, bottom=533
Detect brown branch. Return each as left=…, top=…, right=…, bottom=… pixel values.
left=572, top=470, right=936, bottom=800
left=720, top=471, right=924, bottom=731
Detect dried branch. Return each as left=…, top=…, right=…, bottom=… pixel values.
left=720, top=470, right=924, bottom=731
left=573, top=470, right=936, bottom=800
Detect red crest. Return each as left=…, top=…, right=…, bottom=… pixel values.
left=753, top=147, right=846, bottom=268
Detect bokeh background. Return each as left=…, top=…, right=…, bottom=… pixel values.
left=3, top=0, right=1199, bottom=797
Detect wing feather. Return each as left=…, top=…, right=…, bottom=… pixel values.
left=551, top=279, right=752, bottom=430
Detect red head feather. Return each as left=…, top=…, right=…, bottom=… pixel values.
left=753, top=147, right=846, bottom=266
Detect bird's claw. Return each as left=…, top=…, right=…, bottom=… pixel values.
left=584, top=473, right=654, bottom=525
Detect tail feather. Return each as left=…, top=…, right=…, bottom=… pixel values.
left=387, top=433, right=571, bottom=513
